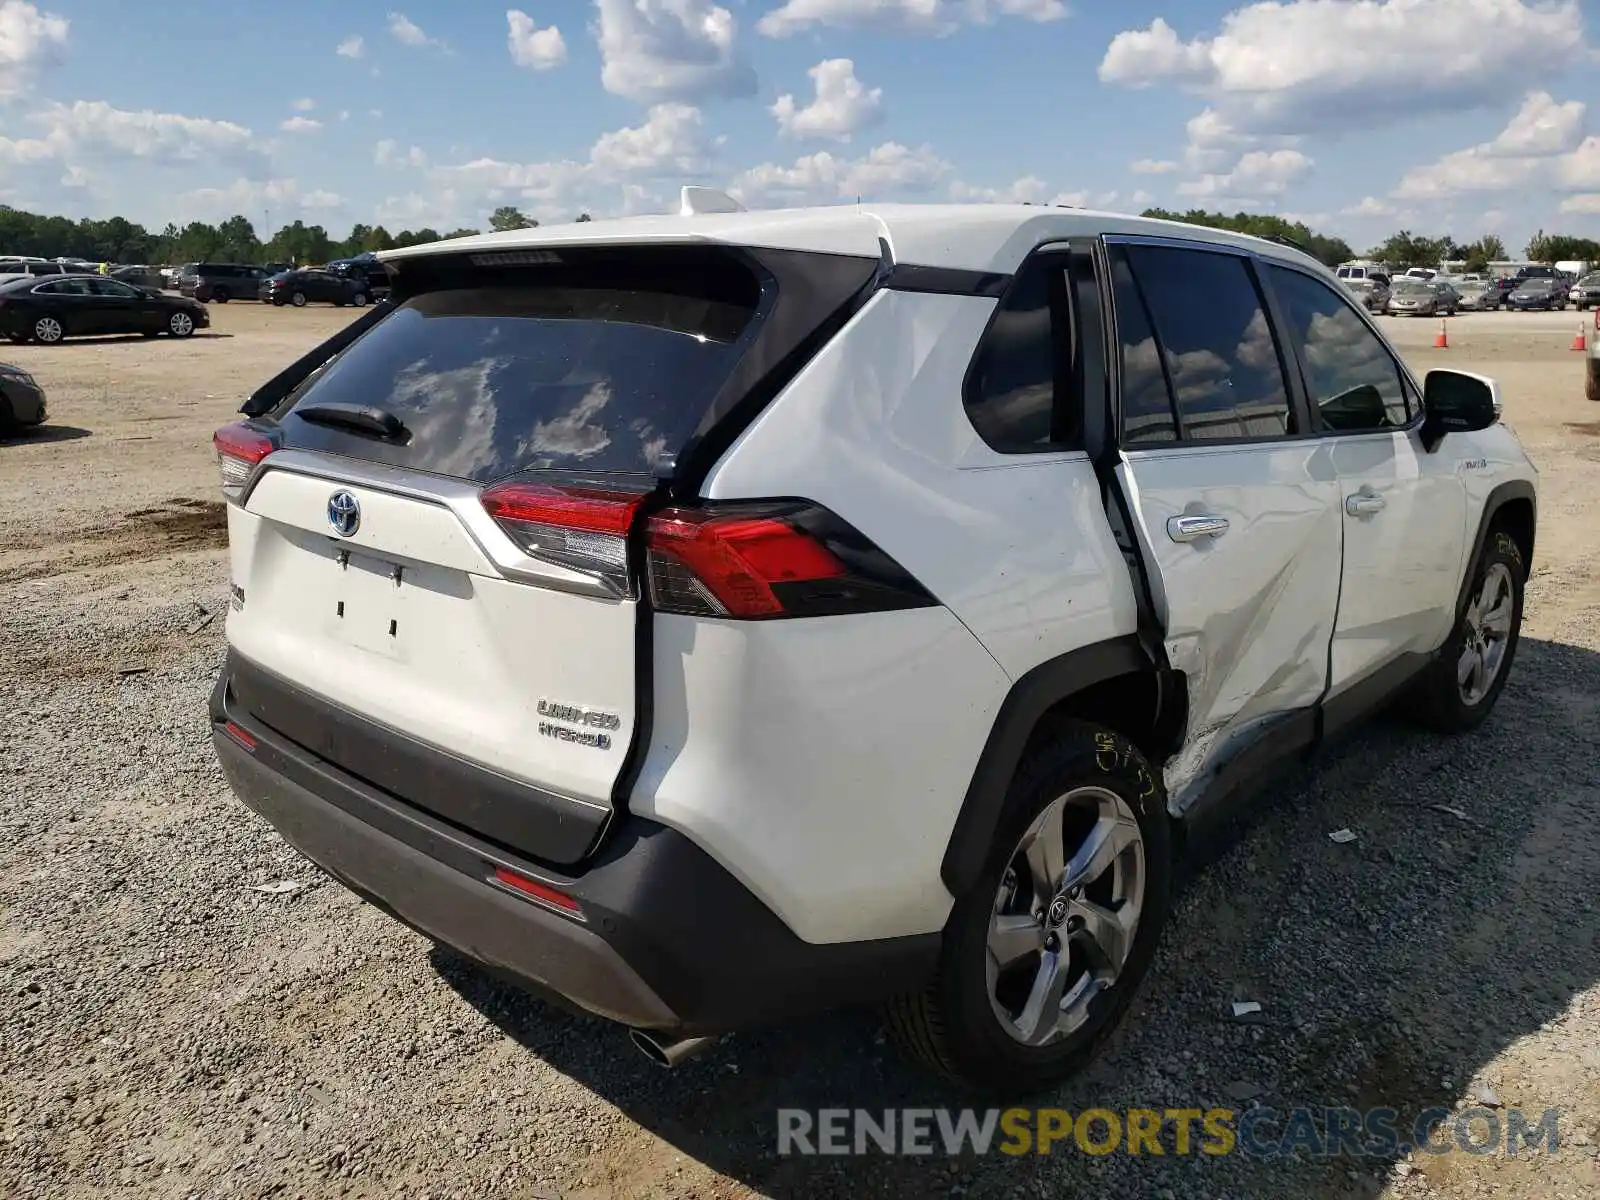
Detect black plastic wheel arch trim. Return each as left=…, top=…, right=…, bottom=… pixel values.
left=939, top=635, right=1154, bottom=894
left=1456, top=480, right=1536, bottom=614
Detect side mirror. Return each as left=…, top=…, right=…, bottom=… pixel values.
left=1421, top=369, right=1500, bottom=453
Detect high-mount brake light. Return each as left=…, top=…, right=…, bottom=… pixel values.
left=213, top=422, right=276, bottom=500
left=645, top=502, right=938, bottom=620
left=479, top=481, right=643, bottom=597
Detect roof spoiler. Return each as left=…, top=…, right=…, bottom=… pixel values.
left=679, top=186, right=745, bottom=217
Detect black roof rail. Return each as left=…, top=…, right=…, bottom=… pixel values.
left=1260, top=233, right=1312, bottom=255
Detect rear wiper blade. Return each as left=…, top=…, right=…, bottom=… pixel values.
left=293, top=401, right=409, bottom=441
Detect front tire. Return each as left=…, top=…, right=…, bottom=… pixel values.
left=167, top=310, right=195, bottom=338
left=885, top=722, right=1173, bottom=1094
left=1408, top=531, right=1524, bottom=733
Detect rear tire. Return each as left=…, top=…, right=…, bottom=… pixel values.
left=353, top=291, right=370, bottom=307
left=214, top=289, right=230, bottom=303
left=885, top=722, right=1172, bottom=1094
left=1408, top=531, right=1524, bottom=733
left=291, top=291, right=307, bottom=308
left=32, top=315, right=63, bottom=344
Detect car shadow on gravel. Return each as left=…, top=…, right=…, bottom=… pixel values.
left=0, top=423, right=90, bottom=445
left=440, top=635, right=1600, bottom=1200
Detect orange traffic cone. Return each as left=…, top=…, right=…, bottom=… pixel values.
left=1434, top=319, right=1449, bottom=350
left=1572, top=323, right=1587, bottom=352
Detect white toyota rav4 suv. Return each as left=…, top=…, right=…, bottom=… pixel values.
left=211, top=199, right=1537, bottom=1092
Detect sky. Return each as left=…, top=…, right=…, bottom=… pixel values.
left=0, top=0, right=1597, bottom=254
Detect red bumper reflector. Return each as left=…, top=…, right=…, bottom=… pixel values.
left=491, top=866, right=583, bottom=916
left=222, top=721, right=257, bottom=751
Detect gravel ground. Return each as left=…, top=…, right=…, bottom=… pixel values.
left=1, top=304, right=1597, bottom=1199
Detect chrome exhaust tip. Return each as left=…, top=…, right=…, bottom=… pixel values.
left=629, top=1028, right=713, bottom=1068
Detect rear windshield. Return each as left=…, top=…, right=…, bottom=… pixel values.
left=274, top=253, right=764, bottom=482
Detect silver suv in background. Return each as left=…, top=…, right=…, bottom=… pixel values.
left=1336, top=263, right=1391, bottom=312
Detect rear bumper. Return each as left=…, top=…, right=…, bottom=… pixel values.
left=209, top=659, right=938, bottom=1034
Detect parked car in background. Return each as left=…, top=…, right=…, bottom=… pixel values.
left=112, top=265, right=167, bottom=291
left=1387, top=276, right=1452, bottom=315
left=0, top=260, right=67, bottom=277
left=1430, top=278, right=1463, bottom=313
left=182, top=263, right=272, bottom=303
left=1507, top=278, right=1566, bottom=311
left=259, top=268, right=374, bottom=307
left=1454, top=279, right=1498, bottom=311
left=1484, top=277, right=1518, bottom=308
left=1336, top=264, right=1391, bottom=312
left=326, top=254, right=392, bottom=299
left=0, top=274, right=210, bottom=342
left=1569, top=272, right=1600, bottom=310
left=1404, top=267, right=1437, bottom=280
left=0, top=361, right=46, bottom=433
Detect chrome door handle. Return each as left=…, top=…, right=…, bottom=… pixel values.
left=1167, top=514, right=1230, bottom=543
left=1346, top=493, right=1387, bottom=517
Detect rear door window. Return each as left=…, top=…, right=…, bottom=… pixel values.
left=1120, top=244, right=1297, bottom=442
left=274, top=251, right=765, bottom=482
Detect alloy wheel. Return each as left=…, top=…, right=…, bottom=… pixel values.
left=169, top=311, right=194, bottom=337
left=34, top=316, right=62, bottom=344
left=986, top=786, right=1145, bottom=1046
left=1459, top=562, right=1514, bottom=705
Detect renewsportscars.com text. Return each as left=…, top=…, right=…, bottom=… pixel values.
left=777, top=1106, right=1561, bottom=1159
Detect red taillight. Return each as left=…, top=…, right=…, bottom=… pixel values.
left=480, top=481, right=644, bottom=597
left=491, top=866, right=583, bottom=917
left=213, top=422, right=275, bottom=500
left=645, top=501, right=936, bottom=620
left=645, top=509, right=847, bottom=618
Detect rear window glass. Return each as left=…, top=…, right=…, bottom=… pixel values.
left=276, top=255, right=764, bottom=482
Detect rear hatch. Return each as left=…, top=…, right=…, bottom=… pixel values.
left=216, top=243, right=877, bottom=863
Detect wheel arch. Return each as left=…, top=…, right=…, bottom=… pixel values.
left=939, top=635, right=1183, bottom=894
left=1459, top=480, right=1536, bottom=614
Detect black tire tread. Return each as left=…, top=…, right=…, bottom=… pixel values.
left=1410, top=529, right=1525, bottom=732
left=884, top=722, right=1171, bottom=1093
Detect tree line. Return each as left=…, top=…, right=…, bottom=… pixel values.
left=1, top=198, right=1590, bottom=273
left=0, top=204, right=588, bottom=266
left=1142, top=208, right=1599, bottom=272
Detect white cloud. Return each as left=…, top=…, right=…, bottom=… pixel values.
left=771, top=59, right=884, bottom=142
left=590, top=103, right=712, bottom=173
left=949, top=175, right=1052, bottom=204
left=1395, top=147, right=1525, bottom=200
left=178, top=178, right=345, bottom=224
left=729, top=141, right=950, bottom=206
left=1177, top=148, right=1314, bottom=199
left=595, top=0, right=756, bottom=103
left=1050, top=188, right=1119, bottom=208
left=507, top=9, right=566, bottom=69
left=1130, top=158, right=1178, bottom=175
left=387, top=11, right=446, bottom=50
left=758, top=0, right=1065, bottom=38
left=1559, top=193, right=1600, bottom=214
left=375, top=139, right=428, bottom=168
left=1488, top=91, right=1585, bottom=156
left=1397, top=92, right=1588, bottom=199
left=1101, top=1, right=1584, bottom=139
left=1341, top=196, right=1395, bottom=218
left=291, top=97, right=315, bottom=113
left=279, top=116, right=322, bottom=134
left=1130, top=189, right=1155, bottom=206
left=338, top=109, right=350, bottom=121
left=24, top=100, right=265, bottom=175
left=0, top=0, right=68, bottom=96
left=1557, top=137, right=1600, bottom=189
left=336, top=34, right=365, bottom=58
